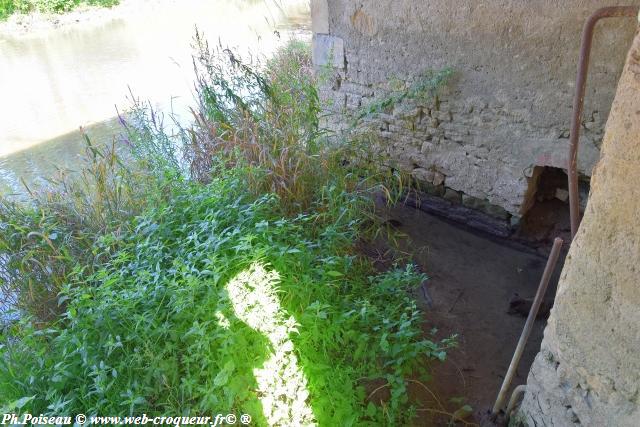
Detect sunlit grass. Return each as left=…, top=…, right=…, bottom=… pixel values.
left=0, top=171, right=451, bottom=424
left=227, top=263, right=315, bottom=425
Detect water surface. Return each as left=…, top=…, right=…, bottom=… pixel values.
left=0, top=0, right=310, bottom=194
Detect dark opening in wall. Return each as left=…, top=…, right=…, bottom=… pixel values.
left=518, top=166, right=589, bottom=244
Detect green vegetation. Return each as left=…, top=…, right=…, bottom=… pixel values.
left=0, top=37, right=454, bottom=425
left=352, top=68, right=454, bottom=125
left=0, top=0, right=118, bottom=20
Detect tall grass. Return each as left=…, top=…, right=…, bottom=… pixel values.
left=0, top=136, right=162, bottom=322
left=185, top=33, right=325, bottom=209
left=0, top=36, right=455, bottom=425
left=185, top=32, right=410, bottom=217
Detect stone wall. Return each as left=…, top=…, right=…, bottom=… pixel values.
left=518, top=27, right=640, bottom=426
left=311, top=0, right=639, bottom=219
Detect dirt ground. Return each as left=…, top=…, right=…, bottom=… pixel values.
left=384, top=202, right=566, bottom=425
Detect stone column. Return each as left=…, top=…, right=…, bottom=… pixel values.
left=519, top=25, right=640, bottom=426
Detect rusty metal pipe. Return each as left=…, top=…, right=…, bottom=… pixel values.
left=568, top=6, right=640, bottom=239
left=491, top=237, right=564, bottom=416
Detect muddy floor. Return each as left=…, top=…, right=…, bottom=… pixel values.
left=386, top=203, right=566, bottom=425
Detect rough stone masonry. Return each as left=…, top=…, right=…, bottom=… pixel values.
left=518, top=26, right=640, bottom=426
left=311, top=0, right=639, bottom=221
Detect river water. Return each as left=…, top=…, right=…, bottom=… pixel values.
left=0, top=0, right=310, bottom=195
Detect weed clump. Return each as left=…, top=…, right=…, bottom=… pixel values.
left=0, top=137, right=160, bottom=322
left=0, top=36, right=454, bottom=425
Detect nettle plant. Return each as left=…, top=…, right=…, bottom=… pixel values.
left=0, top=37, right=456, bottom=425
left=1, top=170, right=453, bottom=424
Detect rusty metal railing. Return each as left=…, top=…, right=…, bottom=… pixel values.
left=568, top=6, right=640, bottom=239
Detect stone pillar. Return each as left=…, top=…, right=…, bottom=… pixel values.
left=519, top=26, right=640, bottom=426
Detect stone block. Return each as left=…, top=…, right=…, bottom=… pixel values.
left=461, top=194, right=482, bottom=210
left=317, top=0, right=633, bottom=219
left=443, top=188, right=461, bottom=204
left=555, top=188, right=569, bottom=202
left=422, top=182, right=445, bottom=197
left=483, top=203, right=510, bottom=220
left=432, top=171, right=445, bottom=186
left=312, top=34, right=345, bottom=69
left=411, top=167, right=434, bottom=183
left=420, top=141, right=434, bottom=154
left=345, top=93, right=362, bottom=109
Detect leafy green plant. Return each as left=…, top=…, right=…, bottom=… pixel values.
left=0, top=137, right=160, bottom=322
left=353, top=68, right=454, bottom=124
left=0, top=37, right=456, bottom=425
left=1, top=167, right=453, bottom=424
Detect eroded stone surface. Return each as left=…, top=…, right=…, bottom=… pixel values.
left=519, top=29, right=640, bottom=427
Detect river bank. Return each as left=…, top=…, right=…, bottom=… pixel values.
left=0, top=0, right=309, bottom=38
left=1, top=0, right=135, bottom=37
